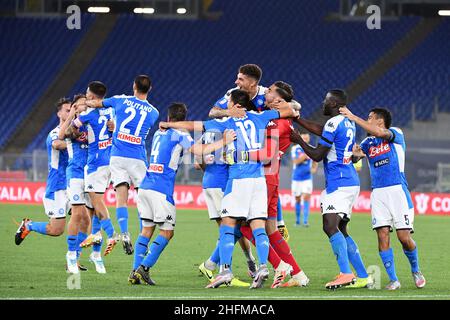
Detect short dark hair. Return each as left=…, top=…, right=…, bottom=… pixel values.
left=55, top=97, right=71, bottom=113
left=72, top=93, right=86, bottom=106
left=239, top=64, right=262, bottom=83
left=88, top=81, right=107, bottom=98
left=274, top=81, right=294, bottom=102
left=230, top=89, right=251, bottom=109
left=168, top=103, right=187, bottom=122
left=134, top=75, right=152, bottom=94
left=328, top=89, right=347, bottom=106
left=370, top=108, right=392, bottom=128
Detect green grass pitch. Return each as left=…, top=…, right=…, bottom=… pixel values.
left=1, top=203, right=449, bottom=300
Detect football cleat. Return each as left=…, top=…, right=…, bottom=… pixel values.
left=325, top=273, right=356, bottom=290
left=66, top=252, right=79, bottom=274
left=281, top=270, right=310, bottom=287
left=250, top=265, right=269, bottom=289
left=135, top=265, right=156, bottom=285
left=128, top=270, right=141, bottom=285
left=77, top=262, right=88, bottom=272
left=412, top=271, right=426, bottom=288
left=15, top=218, right=32, bottom=245
left=271, top=260, right=293, bottom=288
left=79, top=231, right=103, bottom=248
left=385, top=280, right=401, bottom=290
left=230, top=277, right=250, bottom=287
left=247, top=259, right=258, bottom=279
left=89, top=252, right=106, bottom=274
left=277, top=225, right=290, bottom=242
left=198, top=262, right=215, bottom=282
left=345, top=276, right=372, bottom=289
left=103, top=234, right=120, bottom=256
left=206, top=269, right=233, bottom=288
left=121, top=232, right=134, bottom=255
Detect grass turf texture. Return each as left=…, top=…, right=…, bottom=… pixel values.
left=1, top=203, right=449, bottom=300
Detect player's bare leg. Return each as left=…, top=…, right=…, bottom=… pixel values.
left=89, top=192, right=118, bottom=256
left=115, top=183, right=134, bottom=255
left=397, top=229, right=425, bottom=288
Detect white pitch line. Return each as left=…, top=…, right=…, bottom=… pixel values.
left=3, top=295, right=450, bottom=300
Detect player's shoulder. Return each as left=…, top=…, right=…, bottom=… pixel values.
left=112, top=94, right=130, bottom=99
left=324, top=115, right=345, bottom=131
left=80, top=107, right=96, bottom=116
left=49, top=126, right=60, bottom=135
left=389, top=127, right=404, bottom=135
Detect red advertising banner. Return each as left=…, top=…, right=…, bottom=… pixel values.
left=0, top=182, right=449, bottom=216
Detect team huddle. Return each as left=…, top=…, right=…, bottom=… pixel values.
left=14, top=64, right=425, bottom=290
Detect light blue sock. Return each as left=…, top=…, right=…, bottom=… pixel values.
left=92, top=215, right=102, bottom=253
left=100, top=218, right=114, bottom=238
left=295, top=202, right=301, bottom=225
left=218, top=225, right=235, bottom=267
left=210, top=240, right=220, bottom=265
left=277, top=197, right=283, bottom=223
left=138, top=211, right=142, bottom=233
left=252, top=228, right=269, bottom=265
left=76, top=232, right=88, bottom=259
left=116, top=207, right=128, bottom=233
left=142, top=235, right=169, bottom=268
left=379, top=248, right=398, bottom=281
left=133, top=235, right=150, bottom=270
left=28, top=221, right=48, bottom=235
left=303, top=201, right=310, bottom=224
left=329, top=232, right=352, bottom=274
left=345, top=236, right=368, bottom=278
left=67, top=235, right=78, bottom=252
left=403, top=247, right=420, bottom=273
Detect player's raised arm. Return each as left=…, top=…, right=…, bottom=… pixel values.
left=58, top=104, right=77, bottom=140
left=189, top=129, right=236, bottom=156
left=340, top=107, right=392, bottom=141
left=290, top=129, right=330, bottom=162
left=159, top=120, right=204, bottom=132
left=293, top=117, right=324, bottom=137
left=272, top=99, right=299, bottom=119
left=85, top=99, right=104, bottom=108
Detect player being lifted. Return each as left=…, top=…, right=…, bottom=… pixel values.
left=291, top=133, right=318, bottom=227
left=15, top=98, right=71, bottom=245
left=73, top=81, right=118, bottom=257
left=340, top=106, right=426, bottom=290
left=160, top=89, right=299, bottom=289
left=128, top=103, right=237, bottom=285
left=290, top=89, right=371, bottom=289
left=85, top=75, right=159, bottom=255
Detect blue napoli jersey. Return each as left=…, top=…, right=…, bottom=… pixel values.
left=201, top=131, right=229, bottom=191
left=318, top=115, right=360, bottom=193
left=215, top=86, right=267, bottom=111
left=203, top=109, right=280, bottom=180
left=76, top=107, right=113, bottom=174
left=140, top=129, right=194, bottom=204
left=103, top=95, right=159, bottom=161
left=66, top=125, right=88, bottom=181
left=360, top=127, right=409, bottom=190
left=45, top=126, right=68, bottom=198
left=291, top=145, right=312, bottom=181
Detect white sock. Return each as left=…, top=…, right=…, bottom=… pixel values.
left=204, top=259, right=217, bottom=271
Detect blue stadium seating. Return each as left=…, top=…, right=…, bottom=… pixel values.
left=0, top=15, right=94, bottom=149
left=25, top=0, right=421, bottom=151
left=351, top=19, right=450, bottom=128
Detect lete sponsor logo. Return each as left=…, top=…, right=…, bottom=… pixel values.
left=368, top=142, right=391, bottom=158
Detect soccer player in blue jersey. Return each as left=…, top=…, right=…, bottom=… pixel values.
left=73, top=81, right=118, bottom=257
left=15, top=98, right=71, bottom=245
left=290, top=89, right=370, bottom=289
left=85, top=75, right=160, bottom=255
left=128, top=103, right=236, bottom=285
left=291, top=134, right=318, bottom=227
left=160, top=90, right=298, bottom=289
left=340, top=106, right=426, bottom=290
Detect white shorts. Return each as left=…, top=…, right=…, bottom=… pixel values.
left=320, top=186, right=360, bottom=221
left=371, top=185, right=415, bottom=231
left=221, top=177, right=267, bottom=221
left=204, top=188, right=224, bottom=220
left=137, top=189, right=176, bottom=231
left=43, top=190, right=70, bottom=219
left=67, top=178, right=93, bottom=208
left=110, top=156, right=147, bottom=188
left=291, top=179, right=313, bottom=197
left=84, top=166, right=111, bottom=193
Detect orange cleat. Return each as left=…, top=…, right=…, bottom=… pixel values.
left=325, top=273, right=356, bottom=290
left=15, top=218, right=32, bottom=245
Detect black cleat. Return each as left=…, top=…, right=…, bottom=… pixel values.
left=15, top=218, right=31, bottom=245
left=135, top=265, right=156, bottom=285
